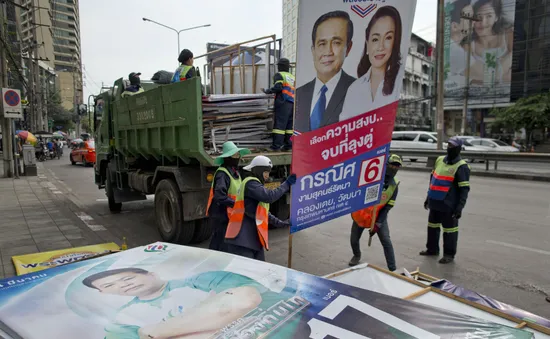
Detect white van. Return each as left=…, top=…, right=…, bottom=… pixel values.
left=391, top=131, right=438, bottom=150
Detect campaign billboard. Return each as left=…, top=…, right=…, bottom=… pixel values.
left=290, top=0, right=417, bottom=232
left=443, top=0, right=515, bottom=108
left=0, top=243, right=534, bottom=338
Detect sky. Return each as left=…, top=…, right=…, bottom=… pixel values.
left=80, top=0, right=438, bottom=100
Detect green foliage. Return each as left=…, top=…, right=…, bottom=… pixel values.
left=492, top=92, right=550, bottom=136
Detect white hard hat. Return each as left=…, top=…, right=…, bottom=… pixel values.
left=243, top=155, right=273, bottom=171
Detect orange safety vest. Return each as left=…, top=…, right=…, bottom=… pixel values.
left=351, top=179, right=399, bottom=228
left=206, top=167, right=241, bottom=218
left=225, top=177, right=270, bottom=250
left=276, top=72, right=295, bottom=103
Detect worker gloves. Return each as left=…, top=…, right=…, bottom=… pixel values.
left=423, top=198, right=429, bottom=211
left=285, top=174, right=297, bottom=186
left=452, top=210, right=462, bottom=220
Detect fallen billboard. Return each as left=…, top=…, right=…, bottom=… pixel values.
left=0, top=243, right=534, bottom=338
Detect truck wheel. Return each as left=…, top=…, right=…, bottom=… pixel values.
left=270, top=199, right=290, bottom=227
left=106, top=171, right=122, bottom=213
left=70, top=155, right=76, bottom=165
left=191, top=218, right=212, bottom=244
left=155, top=179, right=195, bottom=244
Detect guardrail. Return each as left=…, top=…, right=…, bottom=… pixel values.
left=389, top=148, right=550, bottom=171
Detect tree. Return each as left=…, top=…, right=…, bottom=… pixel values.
left=47, top=93, right=74, bottom=131
left=492, top=92, right=550, bottom=143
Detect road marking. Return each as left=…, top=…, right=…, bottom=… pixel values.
left=53, top=191, right=63, bottom=194
left=74, top=211, right=106, bottom=232
left=486, top=240, right=550, bottom=256
left=96, top=198, right=108, bottom=202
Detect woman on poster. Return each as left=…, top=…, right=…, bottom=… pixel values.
left=467, top=0, right=513, bottom=86
left=339, top=6, right=403, bottom=122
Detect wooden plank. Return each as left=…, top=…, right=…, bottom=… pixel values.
left=403, top=287, right=432, bottom=300
left=516, top=322, right=528, bottom=329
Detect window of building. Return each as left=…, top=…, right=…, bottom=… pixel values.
left=54, top=45, right=75, bottom=54
left=55, top=55, right=73, bottom=62
left=422, top=64, right=429, bottom=74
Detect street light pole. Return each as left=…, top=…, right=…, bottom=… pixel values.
left=142, top=18, right=211, bottom=55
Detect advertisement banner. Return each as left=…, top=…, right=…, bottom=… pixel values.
left=443, top=0, right=515, bottom=108
left=291, top=0, right=417, bottom=232
left=0, top=243, right=533, bottom=339
left=11, top=243, right=120, bottom=275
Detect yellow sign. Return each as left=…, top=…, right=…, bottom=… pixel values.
left=11, top=243, right=120, bottom=275
left=264, top=181, right=282, bottom=190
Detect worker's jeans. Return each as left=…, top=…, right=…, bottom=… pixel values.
left=350, top=220, right=396, bottom=271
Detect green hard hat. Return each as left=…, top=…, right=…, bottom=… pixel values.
left=388, top=154, right=403, bottom=166
left=214, top=141, right=251, bottom=165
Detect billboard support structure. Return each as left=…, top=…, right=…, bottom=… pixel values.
left=436, top=0, right=445, bottom=149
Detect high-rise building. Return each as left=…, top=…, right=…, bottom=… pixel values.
left=19, top=0, right=82, bottom=112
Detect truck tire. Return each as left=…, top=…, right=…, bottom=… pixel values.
left=70, top=155, right=76, bottom=165
left=191, top=218, right=212, bottom=244
left=155, top=179, right=195, bottom=244
left=106, top=171, right=122, bottom=213
left=270, top=199, right=290, bottom=226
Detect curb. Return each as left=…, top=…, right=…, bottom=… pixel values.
left=400, top=166, right=550, bottom=182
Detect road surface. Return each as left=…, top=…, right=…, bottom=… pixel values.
left=42, top=157, right=550, bottom=319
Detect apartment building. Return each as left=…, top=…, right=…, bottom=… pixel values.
left=19, top=0, right=82, bottom=111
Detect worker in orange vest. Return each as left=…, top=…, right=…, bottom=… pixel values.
left=206, top=141, right=250, bottom=252
left=225, top=156, right=296, bottom=261
left=349, top=154, right=403, bottom=271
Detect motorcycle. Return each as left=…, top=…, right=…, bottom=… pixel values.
left=37, top=145, right=48, bottom=162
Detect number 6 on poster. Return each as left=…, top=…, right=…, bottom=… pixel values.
left=358, top=155, right=386, bottom=187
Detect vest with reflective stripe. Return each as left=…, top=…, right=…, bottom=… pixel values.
left=277, top=71, right=295, bottom=103
left=351, top=179, right=399, bottom=228
left=428, top=156, right=467, bottom=201
left=172, top=65, right=194, bottom=82
left=206, top=167, right=241, bottom=218
left=225, top=177, right=270, bottom=250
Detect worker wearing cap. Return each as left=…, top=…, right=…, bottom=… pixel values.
left=121, top=72, right=144, bottom=97
left=206, top=142, right=251, bottom=252
left=172, top=49, right=197, bottom=83
left=263, top=58, right=295, bottom=152
left=420, top=137, right=471, bottom=264
left=225, top=156, right=297, bottom=261
left=349, top=154, right=403, bottom=271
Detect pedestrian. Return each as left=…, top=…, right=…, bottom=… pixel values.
left=420, top=136, right=471, bottom=264
left=348, top=154, right=403, bottom=271
left=263, top=58, right=295, bottom=152
left=121, top=72, right=145, bottom=97
left=206, top=141, right=250, bottom=252
left=225, top=156, right=296, bottom=261
left=172, top=49, right=196, bottom=83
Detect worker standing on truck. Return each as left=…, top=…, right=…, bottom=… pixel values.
left=121, top=72, right=144, bottom=97
left=206, top=141, right=251, bottom=252
left=172, top=49, right=197, bottom=83
left=262, top=58, right=295, bottom=152
left=225, top=156, right=296, bottom=261
left=348, top=154, right=403, bottom=271
left=420, top=137, right=471, bottom=264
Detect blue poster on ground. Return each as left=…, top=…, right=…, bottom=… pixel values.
left=0, top=243, right=533, bottom=338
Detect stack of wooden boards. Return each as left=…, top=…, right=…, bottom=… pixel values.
left=202, top=94, right=274, bottom=153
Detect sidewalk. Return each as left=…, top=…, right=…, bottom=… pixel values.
left=0, top=162, right=121, bottom=279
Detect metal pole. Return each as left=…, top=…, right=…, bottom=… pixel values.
left=461, top=15, right=478, bottom=135
left=30, top=0, right=42, bottom=131
left=177, top=31, right=180, bottom=56
left=436, top=0, right=445, bottom=150
left=0, top=2, right=13, bottom=177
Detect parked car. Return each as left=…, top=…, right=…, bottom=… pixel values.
left=70, top=139, right=96, bottom=166
left=391, top=131, right=439, bottom=162
left=467, top=138, right=520, bottom=152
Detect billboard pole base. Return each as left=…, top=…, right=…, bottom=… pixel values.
left=287, top=232, right=293, bottom=268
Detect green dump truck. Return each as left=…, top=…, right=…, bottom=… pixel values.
left=93, top=77, right=292, bottom=245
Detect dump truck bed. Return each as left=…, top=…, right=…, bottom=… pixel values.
left=111, top=77, right=292, bottom=167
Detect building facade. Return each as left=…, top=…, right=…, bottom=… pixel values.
left=281, top=0, right=435, bottom=130
left=19, top=0, right=82, bottom=112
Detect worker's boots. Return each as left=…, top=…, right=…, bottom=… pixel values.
left=348, top=255, right=361, bottom=266
left=419, top=250, right=439, bottom=256
left=438, top=256, right=454, bottom=264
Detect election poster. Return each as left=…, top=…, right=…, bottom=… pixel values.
left=443, top=0, right=515, bottom=108
left=0, top=243, right=534, bottom=338
left=11, top=243, right=120, bottom=275
left=291, top=0, right=417, bottom=231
